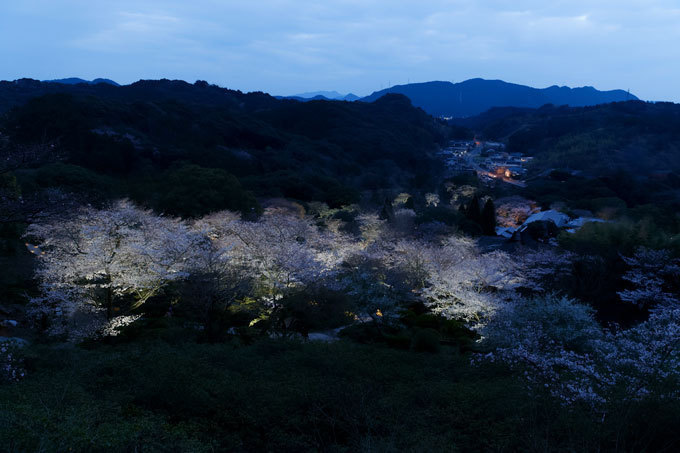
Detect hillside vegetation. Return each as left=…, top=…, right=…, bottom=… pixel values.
left=2, top=81, right=680, bottom=452
left=0, top=79, right=448, bottom=215
left=453, top=102, right=680, bottom=225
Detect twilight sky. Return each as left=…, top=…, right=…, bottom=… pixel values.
left=1, top=0, right=679, bottom=101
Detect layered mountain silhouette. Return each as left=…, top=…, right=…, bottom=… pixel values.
left=280, top=91, right=360, bottom=102
left=294, top=90, right=345, bottom=99
left=0, top=78, right=278, bottom=113
left=43, top=77, right=120, bottom=86
left=360, top=78, right=638, bottom=117
left=3, top=77, right=638, bottom=119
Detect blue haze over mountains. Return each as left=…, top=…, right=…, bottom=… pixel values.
left=284, top=91, right=361, bottom=102
left=360, top=79, right=638, bottom=117
left=43, top=77, right=120, bottom=87
left=32, top=76, right=638, bottom=118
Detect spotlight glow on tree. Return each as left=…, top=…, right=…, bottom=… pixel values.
left=27, top=200, right=198, bottom=339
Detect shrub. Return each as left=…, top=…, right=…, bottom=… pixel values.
left=338, top=323, right=383, bottom=344
left=411, top=328, right=441, bottom=353
left=0, top=340, right=26, bottom=382
left=383, top=331, right=412, bottom=350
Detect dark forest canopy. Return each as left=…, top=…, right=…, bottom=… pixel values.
left=451, top=101, right=680, bottom=214
left=0, top=79, right=450, bottom=216
left=452, top=101, right=680, bottom=175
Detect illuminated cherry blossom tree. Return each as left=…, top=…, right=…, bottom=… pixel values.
left=479, top=295, right=680, bottom=406
left=27, top=200, right=198, bottom=340
left=515, top=248, right=575, bottom=293
left=618, top=248, right=680, bottom=310
left=419, top=237, right=522, bottom=323
left=200, top=209, right=335, bottom=298
left=195, top=208, right=359, bottom=333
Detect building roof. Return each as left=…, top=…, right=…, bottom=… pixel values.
left=565, top=217, right=606, bottom=228
left=495, top=226, right=516, bottom=238
left=518, top=210, right=570, bottom=231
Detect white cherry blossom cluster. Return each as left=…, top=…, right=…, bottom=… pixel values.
left=478, top=294, right=680, bottom=406
left=618, top=248, right=680, bottom=310
left=0, top=341, right=25, bottom=382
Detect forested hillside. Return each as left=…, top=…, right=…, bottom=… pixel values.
left=0, top=79, right=448, bottom=215
left=459, top=101, right=680, bottom=176
left=2, top=81, right=680, bottom=452
left=453, top=102, right=680, bottom=227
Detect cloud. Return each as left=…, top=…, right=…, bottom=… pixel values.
left=0, top=0, right=679, bottom=101
left=71, top=12, right=186, bottom=51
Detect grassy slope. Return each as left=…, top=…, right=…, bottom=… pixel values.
left=0, top=337, right=553, bottom=452
left=3, top=332, right=678, bottom=452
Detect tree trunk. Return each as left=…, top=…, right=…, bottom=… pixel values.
left=106, top=287, right=113, bottom=320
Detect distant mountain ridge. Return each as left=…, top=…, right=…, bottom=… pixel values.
left=2, top=77, right=637, bottom=118
left=280, top=91, right=360, bottom=102
left=295, top=90, right=345, bottom=99
left=43, top=77, right=120, bottom=86
left=0, top=78, right=278, bottom=113
left=360, top=78, right=638, bottom=117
